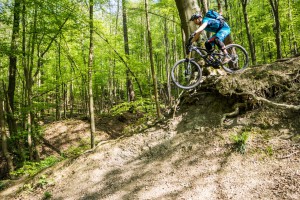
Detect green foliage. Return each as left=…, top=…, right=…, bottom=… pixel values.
left=43, top=191, right=52, bottom=200
left=9, top=126, right=44, bottom=164
left=64, top=139, right=90, bottom=157
left=10, top=156, right=61, bottom=177
left=38, top=175, right=49, bottom=186
left=22, top=183, right=33, bottom=191
left=36, top=175, right=54, bottom=189
left=110, top=98, right=156, bottom=116
left=230, top=131, right=250, bottom=154
left=0, top=181, right=5, bottom=191
left=265, top=145, right=274, bottom=156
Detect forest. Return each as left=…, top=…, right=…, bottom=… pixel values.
left=0, top=0, right=300, bottom=181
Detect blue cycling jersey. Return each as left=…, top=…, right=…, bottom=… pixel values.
left=202, top=17, right=230, bottom=33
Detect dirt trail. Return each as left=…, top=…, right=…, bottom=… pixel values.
left=1, top=93, right=299, bottom=200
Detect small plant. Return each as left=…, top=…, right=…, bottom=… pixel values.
left=37, top=175, right=51, bottom=188
left=0, top=181, right=5, bottom=191
left=265, top=145, right=274, bottom=156
left=230, top=131, right=249, bottom=154
left=43, top=191, right=52, bottom=200
left=22, top=183, right=33, bottom=191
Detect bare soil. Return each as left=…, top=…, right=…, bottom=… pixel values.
left=1, top=58, right=300, bottom=200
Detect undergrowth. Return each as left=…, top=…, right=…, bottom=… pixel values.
left=64, top=139, right=90, bottom=157
left=10, top=156, right=62, bottom=177
left=110, top=98, right=163, bottom=135
left=0, top=181, right=5, bottom=191
left=110, top=98, right=157, bottom=116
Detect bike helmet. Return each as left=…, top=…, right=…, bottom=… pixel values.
left=189, top=13, right=202, bottom=21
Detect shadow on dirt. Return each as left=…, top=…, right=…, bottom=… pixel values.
left=67, top=93, right=300, bottom=200
left=66, top=94, right=238, bottom=200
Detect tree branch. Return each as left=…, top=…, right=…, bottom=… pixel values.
left=94, top=29, right=144, bottom=96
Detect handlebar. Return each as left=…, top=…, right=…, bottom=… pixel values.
left=185, top=33, right=196, bottom=54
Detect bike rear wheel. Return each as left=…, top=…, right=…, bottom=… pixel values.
left=221, top=44, right=249, bottom=73
left=171, top=59, right=202, bottom=90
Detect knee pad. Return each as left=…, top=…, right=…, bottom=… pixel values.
left=215, top=38, right=225, bottom=50
left=205, top=41, right=213, bottom=52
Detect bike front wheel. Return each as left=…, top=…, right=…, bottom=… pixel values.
left=171, top=59, right=202, bottom=90
left=222, top=44, right=249, bottom=73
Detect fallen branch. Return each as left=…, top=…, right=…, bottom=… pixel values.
left=40, top=137, right=62, bottom=155
left=278, top=151, right=299, bottom=159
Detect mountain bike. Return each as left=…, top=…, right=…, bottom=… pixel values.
left=171, top=38, right=249, bottom=90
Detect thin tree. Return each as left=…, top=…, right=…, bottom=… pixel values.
left=122, top=0, right=135, bottom=102
left=269, top=0, right=282, bottom=59
left=0, top=84, right=14, bottom=174
left=25, top=0, right=36, bottom=160
left=145, top=0, right=161, bottom=118
left=200, top=0, right=208, bottom=14
left=288, top=0, right=297, bottom=55
left=217, top=0, right=233, bottom=45
left=241, top=0, right=256, bottom=65
left=164, top=17, right=171, bottom=106
left=6, top=0, right=20, bottom=141
left=88, top=0, right=96, bottom=148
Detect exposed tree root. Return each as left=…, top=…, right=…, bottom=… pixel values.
left=221, top=103, right=247, bottom=127
left=278, top=151, right=300, bottom=159
left=173, top=56, right=300, bottom=122
left=172, top=90, right=186, bottom=118
left=237, top=92, right=300, bottom=111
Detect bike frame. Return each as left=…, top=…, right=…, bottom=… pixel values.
left=187, top=45, right=225, bottom=68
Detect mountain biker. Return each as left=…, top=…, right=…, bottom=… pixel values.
left=189, top=11, right=231, bottom=64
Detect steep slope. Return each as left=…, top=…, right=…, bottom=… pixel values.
left=1, top=57, right=300, bottom=200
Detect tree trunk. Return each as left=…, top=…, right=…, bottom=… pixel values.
left=6, top=0, right=21, bottom=139
left=174, top=0, right=200, bottom=43
left=23, top=1, right=38, bottom=161
left=70, top=77, right=74, bottom=118
left=145, top=0, right=161, bottom=118
left=224, top=0, right=228, bottom=11
left=63, top=83, right=67, bottom=119
left=262, top=41, right=266, bottom=63
left=269, top=0, right=282, bottom=59
left=241, top=0, right=256, bottom=65
left=8, top=0, right=21, bottom=115
left=0, top=88, right=14, bottom=174
left=288, top=0, right=297, bottom=55
left=56, top=40, right=61, bottom=121
left=216, top=0, right=233, bottom=46
left=122, top=0, right=135, bottom=102
left=164, top=17, right=171, bottom=106
left=89, top=0, right=96, bottom=148
left=216, top=0, right=222, bottom=13
left=199, top=0, right=208, bottom=14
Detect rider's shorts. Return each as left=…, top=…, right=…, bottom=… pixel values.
left=209, top=26, right=231, bottom=43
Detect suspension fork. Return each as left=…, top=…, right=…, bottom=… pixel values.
left=185, top=51, right=193, bottom=75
